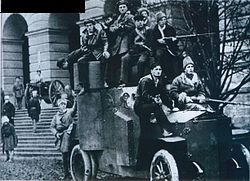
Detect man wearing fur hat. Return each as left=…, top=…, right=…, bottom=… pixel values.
left=170, top=55, right=206, bottom=110
left=119, top=14, right=153, bottom=85
left=106, top=0, right=135, bottom=86
left=57, top=19, right=110, bottom=93
left=137, top=7, right=156, bottom=30
left=151, top=11, right=179, bottom=82
left=50, top=96, right=77, bottom=180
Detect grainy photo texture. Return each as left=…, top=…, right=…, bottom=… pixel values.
left=0, top=0, right=250, bottom=181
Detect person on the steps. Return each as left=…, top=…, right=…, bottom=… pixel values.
left=28, top=90, right=41, bottom=133
left=50, top=95, right=77, bottom=180
left=2, top=95, right=15, bottom=126
left=1, top=116, right=17, bottom=162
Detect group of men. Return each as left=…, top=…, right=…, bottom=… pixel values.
left=57, top=0, right=181, bottom=90
left=53, top=0, right=212, bottom=177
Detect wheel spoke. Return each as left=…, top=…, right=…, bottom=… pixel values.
left=160, top=161, right=164, bottom=173
left=157, top=164, right=162, bottom=173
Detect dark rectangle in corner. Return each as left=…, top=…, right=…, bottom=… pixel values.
left=1, top=0, right=85, bottom=13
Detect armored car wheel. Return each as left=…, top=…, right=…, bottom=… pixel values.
left=150, top=149, right=179, bottom=181
left=90, top=153, right=98, bottom=179
left=227, top=144, right=250, bottom=181
left=70, top=145, right=91, bottom=181
left=49, top=80, right=64, bottom=106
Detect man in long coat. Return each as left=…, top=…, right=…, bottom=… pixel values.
left=170, top=56, right=207, bottom=110
left=50, top=97, right=77, bottom=180
left=2, top=95, right=15, bottom=126
left=28, top=90, right=41, bottom=132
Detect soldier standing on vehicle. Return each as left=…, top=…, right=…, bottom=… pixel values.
left=119, top=14, right=153, bottom=86
left=13, top=76, right=24, bottom=110
left=2, top=95, right=15, bottom=126
left=106, top=0, right=135, bottom=86
left=170, top=55, right=207, bottom=111
left=151, top=11, right=180, bottom=83
left=28, top=90, right=41, bottom=133
left=50, top=96, right=77, bottom=180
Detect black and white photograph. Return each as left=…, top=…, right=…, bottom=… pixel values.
left=0, top=0, right=250, bottom=180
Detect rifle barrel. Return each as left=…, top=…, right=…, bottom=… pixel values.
left=205, top=98, right=250, bottom=106
left=164, top=32, right=215, bottom=40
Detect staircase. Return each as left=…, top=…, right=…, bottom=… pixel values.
left=1, top=107, right=62, bottom=160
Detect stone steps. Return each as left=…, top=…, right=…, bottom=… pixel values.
left=8, top=107, right=62, bottom=159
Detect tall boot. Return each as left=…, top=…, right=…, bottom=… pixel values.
left=33, top=119, right=37, bottom=133
left=62, top=152, right=70, bottom=180
left=9, top=150, right=14, bottom=162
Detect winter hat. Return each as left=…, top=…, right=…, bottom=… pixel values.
left=116, top=0, right=129, bottom=8
left=138, top=7, right=149, bottom=16
left=183, top=56, right=194, bottom=70
left=156, top=12, right=166, bottom=22
left=2, top=116, right=9, bottom=124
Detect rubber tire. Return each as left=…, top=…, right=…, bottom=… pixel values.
left=150, top=149, right=179, bottom=181
left=70, top=145, right=91, bottom=181
left=229, top=144, right=250, bottom=181
left=89, top=153, right=98, bottom=180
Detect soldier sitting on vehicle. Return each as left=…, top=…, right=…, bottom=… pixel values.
left=57, top=19, right=110, bottom=94
left=106, top=0, right=135, bottom=87
left=134, top=62, right=173, bottom=137
left=170, top=55, right=213, bottom=111
left=151, top=11, right=180, bottom=83
left=134, top=62, right=174, bottom=169
left=137, top=7, right=156, bottom=30
left=119, top=14, right=153, bottom=86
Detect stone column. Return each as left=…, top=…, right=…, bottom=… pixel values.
left=2, top=38, right=24, bottom=95
left=26, top=28, right=71, bottom=86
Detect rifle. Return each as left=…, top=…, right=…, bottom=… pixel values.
left=163, top=32, right=215, bottom=41
left=192, top=97, right=250, bottom=106
left=205, top=98, right=250, bottom=106
left=162, top=32, right=215, bottom=56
